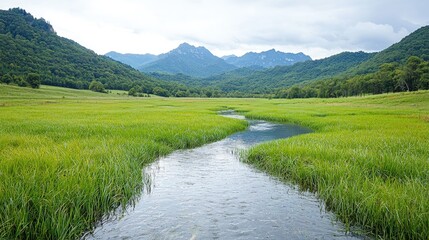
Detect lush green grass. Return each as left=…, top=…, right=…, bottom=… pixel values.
left=1, top=84, right=429, bottom=239
left=239, top=91, right=429, bottom=239
left=0, top=84, right=247, bottom=239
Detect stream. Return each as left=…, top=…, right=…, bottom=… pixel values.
left=86, top=113, right=363, bottom=239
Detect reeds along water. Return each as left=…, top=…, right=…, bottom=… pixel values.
left=1, top=85, right=428, bottom=239
left=0, top=92, right=247, bottom=239
left=243, top=92, right=429, bottom=239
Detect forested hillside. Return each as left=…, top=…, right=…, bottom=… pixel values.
left=0, top=8, right=184, bottom=94
left=198, top=51, right=375, bottom=93
left=151, top=26, right=429, bottom=96
left=349, top=26, right=429, bottom=75
left=273, top=26, right=429, bottom=98
left=1, top=8, right=428, bottom=98
left=275, top=56, right=429, bottom=98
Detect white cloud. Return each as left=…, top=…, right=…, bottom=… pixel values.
left=0, top=0, right=428, bottom=59
left=343, top=22, right=409, bottom=51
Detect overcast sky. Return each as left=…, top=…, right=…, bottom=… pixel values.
left=1, top=0, right=428, bottom=59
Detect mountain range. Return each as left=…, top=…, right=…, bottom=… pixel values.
left=105, top=51, right=158, bottom=69
left=145, top=26, right=429, bottom=94
left=137, top=43, right=236, bottom=78
left=1, top=7, right=428, bottom=97
left=222, top=49, right=311, bottom=68
left=107, top=44, right=311, bottom=77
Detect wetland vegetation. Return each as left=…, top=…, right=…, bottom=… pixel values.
left=0, top=85, right=246, bottom=239
left=1, top=84, right=428, bottom=239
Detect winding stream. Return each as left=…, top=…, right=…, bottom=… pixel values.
left=86, top=113, right=363, bottom=239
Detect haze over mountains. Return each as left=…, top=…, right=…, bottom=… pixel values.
left=106, top=44, right=312, bottom=77
left=104, top=52, right=158, bottom=69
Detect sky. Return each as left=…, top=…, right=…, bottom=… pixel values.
left=1, top=0, right=428, bottom=59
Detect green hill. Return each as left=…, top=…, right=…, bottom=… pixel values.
left=198, top=51, right=374, bottom=93
left=155, top=26, right=429, bottom=95
left=0, top=8, right=181, bottom=93
left=350, top=25, right=429, bottom=74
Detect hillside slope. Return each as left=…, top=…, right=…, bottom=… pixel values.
left=350, top=25, right=429, bottom=74
left=0, top=8, right=177, bottom=92
left=205, top=51, right=374, bottom=93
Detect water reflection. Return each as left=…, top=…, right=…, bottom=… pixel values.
left=86, top=114, right=364, bottom=240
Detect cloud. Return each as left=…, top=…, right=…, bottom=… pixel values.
left=0, top=0, right=428, bottom=59
left=343, top=22, right=409, bottom=51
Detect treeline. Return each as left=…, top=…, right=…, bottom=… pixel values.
left=126, top=83, right=267, bottom=98
left=0, top=72, right=41, bottom=88
left=275, top=56, right=429, bottom=98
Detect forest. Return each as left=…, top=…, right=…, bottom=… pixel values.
left=275, top=56, right=429, bottom=98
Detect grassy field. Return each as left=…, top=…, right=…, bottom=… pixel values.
left=1, top=84, right=428, bottom=239
left=239, top=91, right=429, bottom=239
left=0, top=85, right=247, bottom=239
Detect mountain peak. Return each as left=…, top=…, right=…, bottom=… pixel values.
left=225, top=49, right=311, bottom=68
left=5, top=8, right=55, bottom=34
left=177, top=42, right=193, bottom=49
left=168, top=42, right=213, bottom=59
left=139, top=43, right=236, bottom=77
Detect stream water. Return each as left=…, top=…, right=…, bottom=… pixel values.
left=86, top=113, right=363, bottom=239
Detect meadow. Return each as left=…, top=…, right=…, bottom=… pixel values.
left=240, top=91, right=429, bottom=239
left=0, top=85, right=247, bottom=239
left=1, top=84, right=428, bottom=239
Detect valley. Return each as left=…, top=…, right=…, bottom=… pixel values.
left=1, top=5, right=429, bottom=240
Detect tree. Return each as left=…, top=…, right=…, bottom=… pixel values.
left=128, top=87, right=137, bottom=96
left=1, top=73, right=13, bottom=84
left=153, top=87, right=170, bottom=97
left=417, top=61, right=429, bottom=90
left=175, top=90, right=189, bottom=97
left=397, top=56, right=423, bottom=91
left=26, top=73, right=41, bottom=88
left=287, top=86, right=302, bottom=98
left=12, top=75, right=28, bottom=87
left=89, top=80, right=106, bottom=93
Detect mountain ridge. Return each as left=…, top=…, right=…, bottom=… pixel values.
left=223, top=49, right=311, bottom=68
left=105, top=51, right=158, bottom=69
left=138, top=42, right=237, bottom=78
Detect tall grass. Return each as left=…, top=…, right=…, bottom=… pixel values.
left=2, top=84, right=428, bottom=239
left=240, top=91, right=429, bottom=239
left=0, top=85, right=246, bottom=239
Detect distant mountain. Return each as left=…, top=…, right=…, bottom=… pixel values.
left=105, top=51, right=158, bottom=69
left=202, top=51, right=375, bottom=93
left=0, top=8, right=181, bottom=92
left=349, top=25, right=429, bottom=74
left=139, top=43, right=237, bottom=78
left=199, top=26, right=429, bottom=93
left=150, top=50, right=374, bottom=93
left=223, top=49, right=311, bottom=68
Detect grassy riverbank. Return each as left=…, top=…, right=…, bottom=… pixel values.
left=0, top=85, right=247, bottom=239
left=1, top=84, right=428, bottom=239
left=240, top=91, right=429, bottom=239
